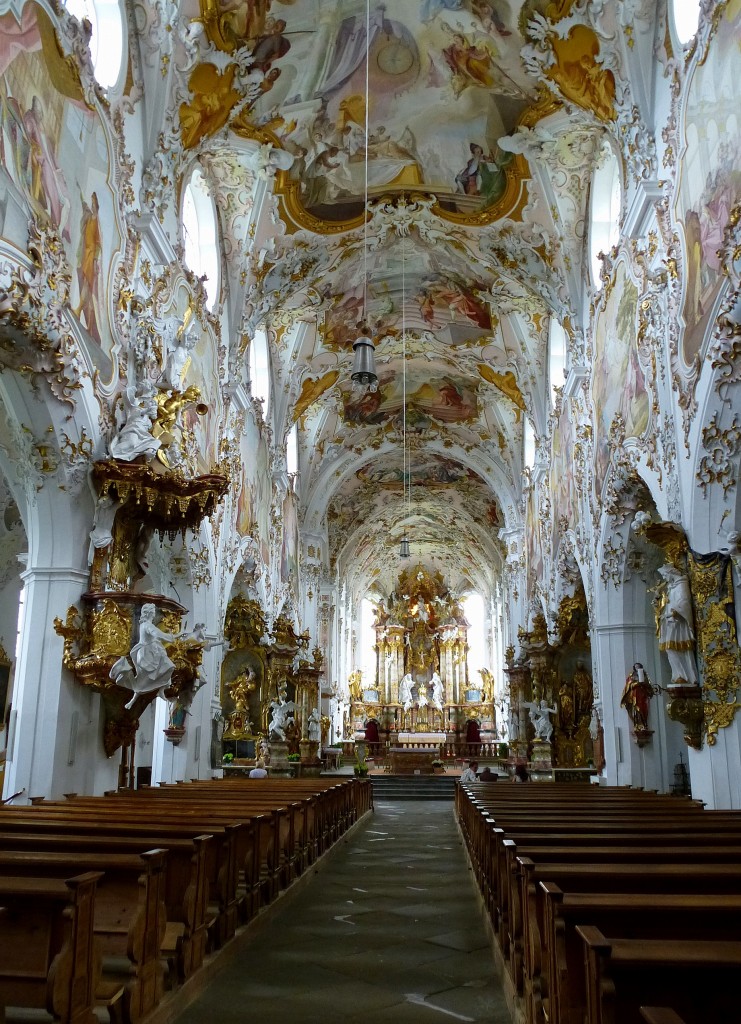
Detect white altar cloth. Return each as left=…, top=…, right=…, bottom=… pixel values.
left=398, top=732, right=445, bottom=745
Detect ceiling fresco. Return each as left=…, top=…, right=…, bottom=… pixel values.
left=172, top=0, right=654, bottom=599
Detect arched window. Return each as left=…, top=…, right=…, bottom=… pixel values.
left=548, top=317, right=567, bottom=407
left=460, top=593, right=487, bottom=684
left=588, top=142, right=621, bottom=289
left=286, top=423, right=298, bottom=477
left=670, top=0, right=701, bottom=44
left=523, top=417, right=535, bottom=471
left=249, top=327, right=271, bottom=417
left=182, top=166, right=220, bottom=310
left=63, top=0, right=125, bottom=90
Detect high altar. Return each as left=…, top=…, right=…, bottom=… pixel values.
left=350, top=567, right=496, bottom=749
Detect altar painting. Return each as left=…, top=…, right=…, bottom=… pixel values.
left=342, top=371, right=478, bottom=426
left=676, top=0, right=741, bottom=366
left=591, top=261, right=649, bottom=500
left=0, top=3, right=123, bottom=363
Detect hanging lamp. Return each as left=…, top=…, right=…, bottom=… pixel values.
left=351, top=0, right=378, bottom=392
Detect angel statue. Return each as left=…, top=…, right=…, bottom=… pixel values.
left=268, top=695, right=296, bottom=741
left=399, top=673, right=414, bottom=712
left=109, top=382, right=161, bottom=462
left=110, top=603, right=184, bottom=710
left=524, top=698, right=557, bottom=743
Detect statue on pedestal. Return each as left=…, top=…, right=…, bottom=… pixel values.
left=430, top=671, right=444, bottom=712
left=268, top=695, right=296, bottom=741
left=620, top=662, right=656, bottom=733
left=656, top=564, right=698, bottom=686
left=399, top=673, right=414, bottom=712
left=524, top=699, right=557, bottom=743
left=307, top=708, right=321, bottom=742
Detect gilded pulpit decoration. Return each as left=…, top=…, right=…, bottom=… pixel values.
left=686, top=551, right=741, bottom=745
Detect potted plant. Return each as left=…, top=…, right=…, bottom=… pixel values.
left=431, top=759, right=445, bottom=774
left=221, top=752, right=234, bottom=767
left=353, top=760, right=369, bottom=777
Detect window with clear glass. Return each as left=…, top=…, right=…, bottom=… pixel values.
left=523, top=417, right=535, bottom=470
left=670, top=0, right=701, bottom=44
left=589, top=142, right=621, bottom=289
left=548, top=318, right=568, bottom=406
left=182, top=165, right=220, bottom=310
left=63, top=0, right=125, bottom=90
left=249, top=327, right=271, bottom=417
left=286, top=423, right=298, bottom=477
left=460, top=593, right=487, bottom=685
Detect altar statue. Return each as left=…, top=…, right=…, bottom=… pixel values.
left=109, top=382, right=161, bottom=462
left=307, top=707, right=321, bottom=742
left=525, top=699, right=557, bottom=743
left=417, top=683, right=428, bottom=708
left=110, top=603, right=183, bottom=710
left=430, top=671, right=444, bottom=711
left=268, top=696, right=296, bottom=741
left=399, top=673, right=414, bottom=712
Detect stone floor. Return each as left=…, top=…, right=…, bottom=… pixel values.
left=175, top=799, right=510, bottom=1024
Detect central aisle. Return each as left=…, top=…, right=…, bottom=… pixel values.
left=176, top=799, right=509, bottom=1023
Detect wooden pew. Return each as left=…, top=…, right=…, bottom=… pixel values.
left=542, top=885, right=741, bottom=1024
left=577, top=925, right=741, bottom=1024
left=640, top=1010, right=688, bottom=1024
left=0, top=848, right=169, bottom=1023
left=0, top=872, right=102, bottom=1024
left=0, top=831, right=211, bottom=983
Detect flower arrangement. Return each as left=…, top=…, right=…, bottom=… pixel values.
left=353, top=760, right=369, bottom=777
left=287, top=753, right=301, bottom=762
left=431, top=759, right=444, bottom=769
left=222, top=752, right=234, bottom=765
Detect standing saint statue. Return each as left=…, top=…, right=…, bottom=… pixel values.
left=430, top=671, right=444, bottom=711
left=399, top=673, right=414, bottom=712
left=620, top=663, right=656, bottom=732
left=524, top=699, right=557, bottom=743
left=110, top=603, right=184, bottom=710
left=656, top=564, right=698, bottom=686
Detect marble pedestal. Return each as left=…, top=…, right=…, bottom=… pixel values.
left=267, top=740, right=293, bottom=777
left=530, top=739, right=553, bottom=770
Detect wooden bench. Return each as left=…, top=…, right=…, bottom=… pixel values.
left=0, top=872, right=102, bottom=1024
left=577, top=925, right=741, bottom=1024
left=541, top=886, right=741, bottom=1024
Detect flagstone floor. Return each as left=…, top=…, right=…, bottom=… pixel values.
left=175, top=799, right=510, bottom=1024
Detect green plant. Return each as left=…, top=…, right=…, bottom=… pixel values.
left=287, top=753, right=300, bottom=762
left=353, top=763, right=369, bottom=777
left=221, top=752, right=234, bottom=764
left=431, top=759, right=444, bottom=769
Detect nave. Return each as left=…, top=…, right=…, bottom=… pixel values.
left=175, top=798, right=506, bottom=1024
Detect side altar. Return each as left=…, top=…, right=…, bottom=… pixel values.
left=349, top=566, right=497, bottom=751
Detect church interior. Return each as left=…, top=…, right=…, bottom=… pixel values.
left=0, top=0, right=740, bottom=1020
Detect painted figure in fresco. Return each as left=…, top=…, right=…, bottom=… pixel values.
left=22, top=95, right=72, bottom=240
left=75, top=192, right=103, bottom=343
left=109, top=382, right=161, bottom=462
left=441, top=28, right=498, bottom=96
left=656, top=565, right=698, bottom=686
left=399, top=673, right=414, bottom=712
left=525, top=699, right=557, bottom=743
left=454, top=143, right=511, bottom=204
left=248, top=18, right=290, bottom=72
left=620, top=663, right=654, bottom=731
left=110, top=603, right=183, bottom=710
left=470, top=1, right=511, bottom=37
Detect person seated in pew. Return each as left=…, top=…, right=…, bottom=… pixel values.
left=249, top=759, right=268, bottom=779
left=513, top=764, right=530, bottom=782
left=460, top=761, right=480, bottom=783
left=479, top=766, right=497, bottom=781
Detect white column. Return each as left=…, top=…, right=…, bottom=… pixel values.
left=3, top=566, right=118, bottom=801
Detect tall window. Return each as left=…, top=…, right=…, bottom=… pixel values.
left=588, top=142, right=621, bottom=289
left=670, top=0, right=701, bottom=44
left=182, top=166, right=220, bottom=309
left=360, top=598, right=376, bottom=686
left=548, top=318, right=567, bottom=407
left=460, top=593, right=487, bottom=685
left=523, top=417, right=535, bottom=470
left=249, top=327, right=271, bottom=417
left=64, top=0, right=125, bottom=90
left=286, top=423, right=298, bottom=477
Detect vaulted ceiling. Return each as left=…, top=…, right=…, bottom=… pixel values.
left=180, top=0, right=659, bottom=599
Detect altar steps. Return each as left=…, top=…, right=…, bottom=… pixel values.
left=370, top=774, right=457, bottom=800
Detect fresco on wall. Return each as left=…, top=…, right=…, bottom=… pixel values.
left=357, top=456, right=477, bottom=488
left=676, top=0, right=741, bottom=366
left=342, top=370, right=478, bottom=427
left=0, top=3, right=123, bottom=358
left=525, top=478, right=543, bottom=588
left=182, top=317, right=223, bottom=473
left=254, top=434, right=272, bottom=565
left=592, top=260, right=649, bottom=499
left=236, top=412, right=261, bottom=538
left=550, top=401, right=577, bottom=542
